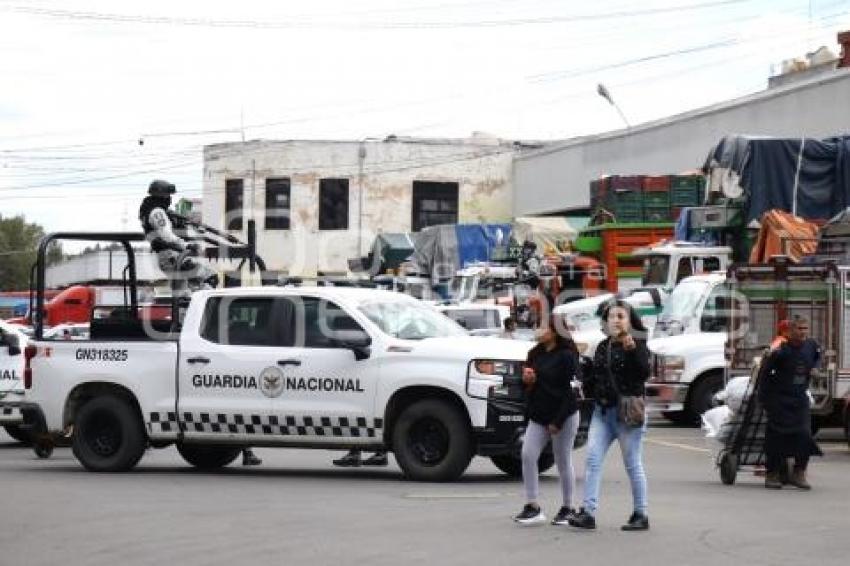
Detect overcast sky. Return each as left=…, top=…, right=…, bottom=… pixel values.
left=1, top=0, right=849, bottom=239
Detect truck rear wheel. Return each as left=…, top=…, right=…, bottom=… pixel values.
left=72, top=395, right=146, bottom=472
left=686, top=372, right=725, bottom=426
left=3, top=425, right=31, bottom=444
left=177, top=444, right=242, bottom=470
left=392, top=399, right=473, bottom=482
left=491, top=453, right=554, bottom=478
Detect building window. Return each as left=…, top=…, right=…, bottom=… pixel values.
left=412, top=181, right=458, bottom=232
left=319, top=178, right=349, bottom=231
left=225, top=179, right=244, bottom=231
left=265, top=177, right=291, bottom=230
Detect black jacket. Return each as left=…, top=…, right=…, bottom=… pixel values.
left=758, top=339, right=820, bottom=434
left=583, top=337, right=650, bottom=407
left=525, top=344, right=579, bottom=427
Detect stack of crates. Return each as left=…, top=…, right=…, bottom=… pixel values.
left=641, top=176, right=671, bottom=222
left=669, top=175, right=706, bottom=220
left=590, top=174, right=706, bottom=223
left=605, top=176, right=643, bottom=223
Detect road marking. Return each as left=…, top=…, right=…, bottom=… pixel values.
left=403, top=492, right=507, bottom=500
left=645, top=438, right=711, bottom=453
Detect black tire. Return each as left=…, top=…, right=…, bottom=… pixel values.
left=490, top=452, right=555, bottom=478
left=686, top=372, right=725, bottom=426
left=177, top=444, right=242, bottom=470
left=573, top=430, right=588, bottom=450
left=34, top=441, right=53, bottom=459
left=392, top=399, right=473, bottom=482
left=71, top=395, right=146, bottom=472
left=3, top=425, right=31, bottom=444
left=719, top=451, right=737, bottom=485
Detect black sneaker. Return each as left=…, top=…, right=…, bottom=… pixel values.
left=621, top=512, right=650, bottom=531
left=567, top=508, right=596, bottom=530
left=333, top=452, right=362, bottom=467
left=551, top=506, right=575, bottom=526
left=513, top=504, right=546, bottom=526
left=362, top=452, right=389, bottom=466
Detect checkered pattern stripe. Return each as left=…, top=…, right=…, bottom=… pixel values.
left=149, top=412, right=383, bottom=438
left=0, top=405, right=23, bottom=424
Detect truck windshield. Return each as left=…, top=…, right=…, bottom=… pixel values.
left=359, top=301, right=468, bottom=340
left=642, top=255, right=670, bottom=286
left=659, top=280, right=709, bottom=321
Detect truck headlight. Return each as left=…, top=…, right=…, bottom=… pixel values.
left=471, top=359, right=520, bottom=382
left=661, top=355, right=686, bottom=381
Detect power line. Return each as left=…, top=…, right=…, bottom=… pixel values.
left=0, top=2, right=842, bottom=155
left=0, top=0, right=751, bottom=30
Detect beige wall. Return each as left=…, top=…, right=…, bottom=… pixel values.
left=203, top=138, right=516, bottom=277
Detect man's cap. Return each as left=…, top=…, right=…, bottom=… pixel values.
left=148, top=179, right=176, bottom=197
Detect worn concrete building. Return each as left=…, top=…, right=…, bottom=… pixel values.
left=515, top=57, right=850, bottom=216
left=203, top=136, right=534, bottom=278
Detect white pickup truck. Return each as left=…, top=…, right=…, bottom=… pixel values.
left=0, top=320, right=27, bottom=442
left=20, top=285, right=546, bottom=481
left=645, top=273, right=727, bottom=424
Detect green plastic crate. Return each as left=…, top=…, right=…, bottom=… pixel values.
left=670, top=175, right=705, bottom=190
left=643, top=192, right=670, bottom=207
left=671, top=186, right=704, bottom=206
left=643, top=205, right=672, bottom=222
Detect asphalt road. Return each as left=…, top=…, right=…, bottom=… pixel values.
left=1, top=422, right=848, bottom=566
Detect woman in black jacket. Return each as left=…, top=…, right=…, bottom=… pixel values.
left=569, top=300, right=651, bottom=532
left=513, top=316, right=580, bottom=526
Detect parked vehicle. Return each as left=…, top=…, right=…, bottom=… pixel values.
left=725, top=258, right=850, bottom=430
left=19, top=233, right=590, bottom=481
left=0, top=320, right=27, bottom=442
left=645, top=273, right=728, bottom=424
left=436, top=303, right=511, bottom=334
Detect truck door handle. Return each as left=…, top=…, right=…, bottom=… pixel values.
left=187, top=356, right=210, bottom=365
left=277, top=359, right=302, bottom=367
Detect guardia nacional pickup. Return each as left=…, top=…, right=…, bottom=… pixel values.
left=21, top=285, right=544, bottom=481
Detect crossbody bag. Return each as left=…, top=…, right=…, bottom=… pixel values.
left=606, top=339, right=646, bottom=427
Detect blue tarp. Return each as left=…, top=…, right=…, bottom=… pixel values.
left=411, top=223, right=513, bottom=282
left=455, top=224, right=512, bottom=268
left=704, top=135, right=850, bottom=222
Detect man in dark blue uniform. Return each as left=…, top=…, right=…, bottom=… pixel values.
left=758, top=316, right=822, bottom=490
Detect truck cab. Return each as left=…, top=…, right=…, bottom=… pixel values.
left=553, top=242, right=731, bottom=357
left=632, top=242, right=731, bottom=294
left=645, top=273, right=729, bottom=423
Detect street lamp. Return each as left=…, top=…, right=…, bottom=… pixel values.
left=597, top=83, right=631, bottom=129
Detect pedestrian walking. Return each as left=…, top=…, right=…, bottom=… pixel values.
left=513, top=316, right=581, bottom=526
left=569, top=300, right=651, bottom=532
left=758, top=316, right=822, bottom=490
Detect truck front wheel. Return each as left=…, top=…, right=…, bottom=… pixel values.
left=72, top=395, right=146, bottom=472
left=392, top=399, right=473, bottom=482
left=686, top=372, right=725, bottom=426
left=491, top=453, right=554, bottom=478
left=177, top=444, right=242, bottom=470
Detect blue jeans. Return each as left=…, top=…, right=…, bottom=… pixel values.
left=581, top=404, right=648, bottom=516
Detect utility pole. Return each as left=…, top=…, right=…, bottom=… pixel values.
left=358, top=141, right=366, bottom=255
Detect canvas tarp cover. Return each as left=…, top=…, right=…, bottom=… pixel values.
left=512, top=216, right=577, bottom=253
left=748, top=209, right=819, bottom=263
left=704, top=135, right=850, bottom=222
left=411, top=224, right=512, bottom=282
left=368, top=232, right=415, bottom=275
